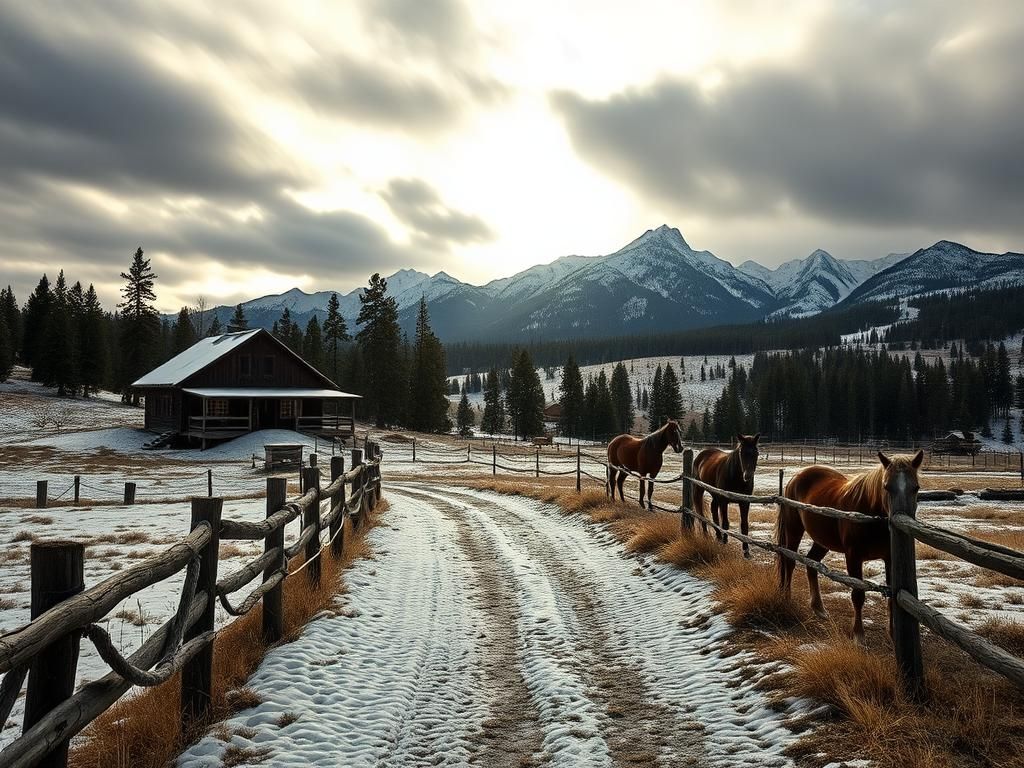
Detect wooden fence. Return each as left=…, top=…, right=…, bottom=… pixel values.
left=0, top=442, right=383, bottom=768
left=383, top=437, right=1024, bottom=701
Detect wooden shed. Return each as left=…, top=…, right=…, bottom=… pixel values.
left=132, top=328, right=359, bottom=448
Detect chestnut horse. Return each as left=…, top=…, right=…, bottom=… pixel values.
left=776, top=450, right=923, bottom=643
left=607, top=420, right=683, bottom=508
left=693, top=434, right=760, bottom=557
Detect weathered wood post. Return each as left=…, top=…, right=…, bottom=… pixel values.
left=123, top=482, right=136, bottom=506
left=24, top=541, right=84, bottom=768
left=888, top=488, right=926, bottom=702
left=73, top=475, right=80, bottom=505
left=492, top=445, right=496, bottom=476
left=302, top=467, right=321, bottom=587
left=412, top=438, right=416, bottom=463
left=182, top=496, right=223, bottom=730
left=576, top=445, right=581, bottom=493
left=330, top=456, right=346, bottom=557
left=35, top=480, right=47, bottom=509
left=681, top=448, right=694, bottom=532
left=1019, top=452, right=1023, bottom=487
left=779, top=468, right=784, bottom=494
left=535, top=446, right=540, bottom=478
left=467, top=443, right=471, bottom=462
left=262, top=478, right=286, bottom=644
left=207, top=468, right=213, bottom=497
left=351, top=447, right=364, bottom=530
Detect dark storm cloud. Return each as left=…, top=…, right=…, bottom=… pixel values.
left=382, top=178, right=495, bottom=249
left=550, top=3, right=1024, bottom=237
left=0, top=8, right=299, bottom=202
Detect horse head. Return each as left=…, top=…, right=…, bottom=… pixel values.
left=665, top=420, right=683, bottom=453
left=735, top=433, right=760, bottom=484
left=877, top=449, right=924, bottom=513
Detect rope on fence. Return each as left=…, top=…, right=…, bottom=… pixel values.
left=82, top=555, right=203, bottom=687
left=47, top=484, right=74, bottom=503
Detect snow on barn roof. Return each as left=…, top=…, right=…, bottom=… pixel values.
left=183, top=387, right=359, bottom=398
left=132, top=329, right=262, bottom=387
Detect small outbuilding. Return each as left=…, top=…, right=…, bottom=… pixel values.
left=132, top=328, right=359, bottom=447
left=932, top=430, right=981, bottom=455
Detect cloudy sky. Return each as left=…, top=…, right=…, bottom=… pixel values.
left=1, top=0, right=1022, bottom=312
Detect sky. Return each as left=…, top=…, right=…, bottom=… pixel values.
left=1, top=0, right=1022, bottom=312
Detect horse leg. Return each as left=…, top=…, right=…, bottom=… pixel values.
left=719, top=500, right=731, bottom=544
left=806, top=542, right=829, bottom=618
left=708, top=497, right=720, bottom=541
left=605, top=465, right=612, bottom=497
left=693, top=486, right=708, bottom=535
left=637, top=478, right=646, bottom=508
left=846, top=554, right=867, bottom=644
left=616, top=471, right=626, bottom=503
left=739, top=501, right=751, bottom=559
left=646, top=478, right=654, bottom=510
left=776, top=510, right=803, bottom=598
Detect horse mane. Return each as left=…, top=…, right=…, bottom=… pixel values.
left=642, top=421, right=673, bottom=451
left=838, top=455, right=916, bottom=515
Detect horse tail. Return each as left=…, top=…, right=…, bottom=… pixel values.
left=775, top=475, right=797, bottom=586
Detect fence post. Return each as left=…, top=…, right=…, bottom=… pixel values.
left=1019, top=452, right=1023, bottom=487
left=262, top=477, right=286, bottom=644
left=576, top=445, right=581, bottom=493
left=73, top=475, right=80, bottom=505
left=412, top=438, right=416, bottom=463
left=779, top=468, right=784, bottom=495
left=330, top=456, right=346, bottom=557
left=182, top=496, right=223, bottom=730
left=24, top=541, right=84, bottom=768
left=888, top=489, right=926, bottom=702
left=681, top=448, right=694, bottom=532
left=302, top=467, right=321, bottom=587
left=207, top=468, right=213, bottom=497
left=492, top=445, right=496, bottom=476
left=535, top=446, right=540, bottom=478
left=351, top=448, right=364, bottom=530
left=123, top=482, right=136, bottom=506
left=366, top=443, right=377, bottom=511
left=467, top=443, right=471, bottom=462
left=35, top=480, right=47, bottom=509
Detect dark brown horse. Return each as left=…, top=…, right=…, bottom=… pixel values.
left=607, top=420, right=683, bottom=508
left=693, top=434, right=760, bottom=557
left=776, top=450, right=923, bottom=643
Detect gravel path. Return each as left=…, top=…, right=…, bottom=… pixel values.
left=177, top=485, right=797, bottom=767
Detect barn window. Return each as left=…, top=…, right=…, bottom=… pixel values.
left=263, top=356, right=275, bottom=376
left=280, top=400, right=295, bottom=418
left=208, top=399, right=229, bottom=417
left=239, top=355, right=251, bottom=376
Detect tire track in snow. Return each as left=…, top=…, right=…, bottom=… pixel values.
left=396, top=483, right=795, bottom=768
left=397, top=485, right=707, bottom=768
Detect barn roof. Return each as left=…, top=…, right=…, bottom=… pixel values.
left=183, top=387, right=359, bottom=399
left=133, top=329, right=262, bottom=387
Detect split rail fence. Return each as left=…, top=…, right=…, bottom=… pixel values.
left=385, top=437, right=1024, bottom=701
left=0, top=442, right=383, bottom=768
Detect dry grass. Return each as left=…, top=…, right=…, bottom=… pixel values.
left=965, top=527, right=1024, bottom=552
left=10, top=530, right=34, bottom=543
left=68, top=499, right=387, bottom=768
left=453, top=474, right=1024, bottom=768
left=0, top=597, right=17, bottom=609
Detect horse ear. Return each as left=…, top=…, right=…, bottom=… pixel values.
left=753, top=433, right=761, bottom=443
left=734, top=433, right=742, bottom=444
left=877, top=451, right=891, bottom=468
left=912, top=449, right=924, bottom=469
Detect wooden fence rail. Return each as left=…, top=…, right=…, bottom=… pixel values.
left=0, top=441, right=384, bottom=768
left=381, top=436, right=1024, bottom=702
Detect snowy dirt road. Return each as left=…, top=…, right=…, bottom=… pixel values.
left=179, top=485, right=799, bottom=768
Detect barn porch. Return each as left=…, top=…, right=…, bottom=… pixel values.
left=182, top=388, right=358, bottom=447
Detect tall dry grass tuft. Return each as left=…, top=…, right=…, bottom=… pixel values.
left=621, top=513, right=680, bottom=554
left=704, top=556, right=809, bottom=630
left=658, top=525, right=727, bottom=569
left=69, top=500, right=387, bottom=768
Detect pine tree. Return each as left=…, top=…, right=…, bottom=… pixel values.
left=1002, top=419, right=1014, bottom=444
left=208, top=314, right=223, bottom=335
left=79, top=284, right=108, bottom=396
left=507, top=349, right=544, bottom=440
left=684, top=418, right=701, bottom=442
left=594, top=370, right=616, bottom=437
left=118, top=248, right=159, bottom=404
left=172, top=307, right=197, bottom=353
left=356, top=273, right=403, bottom=428
left=0, top=304, right=11, bottom=382
left=303, top=315, right=324, bottom=370
left=481, top=367, right=505, bottom=435
left=702, top=407, right=712, bottom=441
left=40, top=271, right=78, bottom=395
left=230, top=303, right=248, bottom=330
left=277, top=308, right=295, bottom=347
left=322, top=292, right=350, bottom=384
left=661, top=362, right=683, bottom=420
left=457, top=391, right=474, bottom=436
left=609, top=362, right=633, bottom=433
left=558, top=356, right=586, bottom=438
left=22, top=274, right=51, bottom=373
left=407, top=297, right=449, bottom=432
left=1, top=286, right=20, bottom=365
left=648, top=364, right=663, bottom=430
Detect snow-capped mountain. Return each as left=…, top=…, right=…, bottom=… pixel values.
left=195, top=229, right=1019, bottom=343
left=739, top=249, right=905, bottom=317
left=841, top=241, right=1024, bottom=306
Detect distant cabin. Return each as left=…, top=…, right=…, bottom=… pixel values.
left=132, top=328, right=359, bottom=448
left=932, top=430, right=980, bottom=455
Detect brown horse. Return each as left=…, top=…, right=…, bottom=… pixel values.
left=693, top=434, right=760, bottom=557
left=607, top=420, right=683, bottom=508
left=776, top=450, right=923, bottom=643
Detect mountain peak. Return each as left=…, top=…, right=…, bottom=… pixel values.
left=648, top=224, right=691, bottom=249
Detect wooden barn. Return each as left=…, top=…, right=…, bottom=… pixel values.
left=132, top=328, right=359, bottom=447
left=932, top=430, right=981, bottom=455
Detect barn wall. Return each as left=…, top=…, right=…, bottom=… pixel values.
left=141, top=389, right=177, bottom=433
left=181, top=334, right=330, bottom=389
